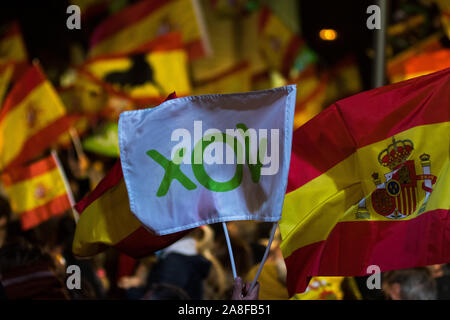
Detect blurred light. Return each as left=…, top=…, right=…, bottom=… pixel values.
left=319, top=29, right=338, bottom=41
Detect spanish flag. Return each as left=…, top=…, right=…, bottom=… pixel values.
left=1, top=154, right=71, bottom=230
left=289, top=65, right=328, bottom=130
left=396, top=49, right=450, bottom=82
left=280, top=68, right=450, bottom=296
left=324, top=56, right=363, bottom=103
left=0, top=21, right=28, bottom=81
left=0, top=65, right=73, bottom=171
left=80, top=33, right=191, bottom=106
left=73, top=94, right=189, bottom=258
left=387, top=33, right=448, bottom=83
left=258, top=6, right=303, bottom=77
left=89, top=0, right=210, bottom=61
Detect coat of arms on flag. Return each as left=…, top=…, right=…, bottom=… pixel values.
left=356, top=137, right=437, bottom=220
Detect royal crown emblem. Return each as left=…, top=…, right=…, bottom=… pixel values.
left=26, top=104, right=39, bottom=128
left=377, top=137, right=414, bottom=170
left=34, top=183, right=47, bottom=200
left=356, top=136, right=437, bottom=220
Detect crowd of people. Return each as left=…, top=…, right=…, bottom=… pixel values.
left=1, top=166, right=450, bottom=300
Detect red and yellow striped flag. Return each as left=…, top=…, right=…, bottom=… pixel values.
left=81, top=33, right=191, bottom=106
left=281, top=68, right=450, bottom=296
left=258, top=6, right=303, bottom=78
left=1, top=155, right=71, bottom=230
left=89, top=0, right=210, bottom=61
left=397, top=49, right=450, bottom=82
left=0, top=21, right=28, bottom=81
left=0, top=65, right=74, bottom=171
left=72, top=93, right=189, bottom=258
left=387, top=34, right=445, bottom=83
left=289, top=65, right=328, bottom=130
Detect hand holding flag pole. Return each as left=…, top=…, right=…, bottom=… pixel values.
left=223, top=221, right=278, bottom=294
left=248, top=222, right=278, bottom=293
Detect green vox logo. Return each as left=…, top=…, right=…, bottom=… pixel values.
left=146, top=121, right=280, bottom=197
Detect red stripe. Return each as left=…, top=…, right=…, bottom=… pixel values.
left=294, top=73, right=328, bottom=114
left=83, top=32, right=184, bottom=66
left=90, top=0, right=174, bottom=48
left=0, top=65, right=45, bottom=123
left=20, top=193, right=71, bottom=230
left=281, top=36, right=304, bottom=77
left=412, top=188, right=417, bottom=212
left=286, top=68, right=450, bottom=191
left=336, top=67, right=450, bottom=148
left=258, top=6, right=271, bottom=33
left=286, top=104, right=355, bottom=193
left=4, top=115, right=76, bottom=172
left=284, top=209, right=450, bottom=296
left=1, top=21, right=21, bottom=40
left=251, top=70, right=270, bottom=84
left=185, top=38, right=207, bottom=61
left=114, top=227, right=190, bottom=258
left=1, top=155, right=56, bottom=187
left=74, top=160, right=123, bottom=214
left=78, top=68, right=184, bottom=107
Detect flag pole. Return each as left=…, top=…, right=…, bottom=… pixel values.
left=373, top=0, right=388, bottom=88
left=248, top=222, right=278, bottom=293
left=222, top=222, right=237, bottom=279
left=69, top=127, right=85, bottom=159
left=51, top=149, right=79, bottom=223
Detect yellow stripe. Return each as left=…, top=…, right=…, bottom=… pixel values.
left=281, top=122, right=450, bottom=258
left=193, top=68, right=251, bottom=95
left=86, top=50, right=191, bottom=97
left=72, top=179, right=141, bottom=257
left=0, top=82, right=66, bottom=169
left=5, top=168, right=67, bottom=213
left=90, top=0, right=201, bottom=57
left=293, top=86, right=326, bottom=130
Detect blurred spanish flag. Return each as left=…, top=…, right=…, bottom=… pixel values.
left=89, top=0, right=210, bottom=61
left=258, top=6, right=303, bottom=78
left=1, top=154, right=71, bottom=230
left=281, top=68, right=450, bottom=296
left=81, top=33, right=191, bottom=105
left=289, top=65, right=328, bottom=130
left=0, top=21, right=28, bottom=81
left=387, top=34, right=446, bottom=83
left=0, top=65, right=73, bottom=171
